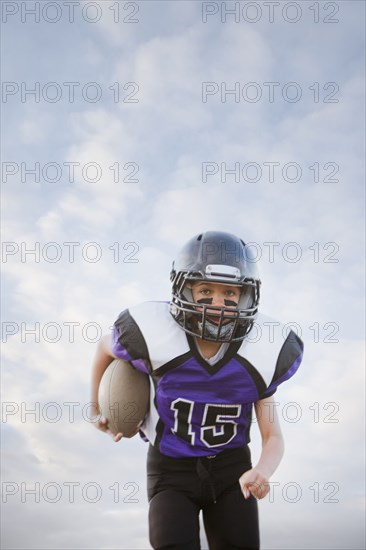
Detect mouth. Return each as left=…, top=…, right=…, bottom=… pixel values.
left=206, top=315, right=235, bottom=326
left=207, top=315, right=220, bottom=325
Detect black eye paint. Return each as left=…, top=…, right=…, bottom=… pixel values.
left=196, top=298, right=212, bottom=305
left=224, top=300, right=238, bottom=307
left=196, top=298, right=238, bottom=307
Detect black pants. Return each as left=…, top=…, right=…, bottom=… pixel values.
left=147, top=445, right=260, bottom=550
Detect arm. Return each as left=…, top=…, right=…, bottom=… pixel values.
left=239, top=395, right=285, bottom=500
left=90, top=334, right=123, bottom=442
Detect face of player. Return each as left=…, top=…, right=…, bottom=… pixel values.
left=191, top=281, right=241, bottom=324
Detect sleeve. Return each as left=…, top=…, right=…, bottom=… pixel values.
left=111, top=308, right=151, bottom=375
left=261, top=330, right=304, bottom=398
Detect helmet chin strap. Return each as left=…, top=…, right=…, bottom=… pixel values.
left=198, top=318, right=235, bottom=340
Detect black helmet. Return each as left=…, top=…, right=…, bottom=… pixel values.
left=170, top=231, right=261, bottom=342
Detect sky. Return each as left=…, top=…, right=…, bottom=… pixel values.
left=1, top=1, right=365, bottom=549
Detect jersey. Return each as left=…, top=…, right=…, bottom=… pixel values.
left=111, top=301, right=303, bottom=459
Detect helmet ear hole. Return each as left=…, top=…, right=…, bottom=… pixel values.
left=181, top=284, right=193, bottom=303
left=239, top=288, right=254, bottom=311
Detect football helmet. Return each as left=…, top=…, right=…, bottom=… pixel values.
left=170, top=231, right=261, bottom=342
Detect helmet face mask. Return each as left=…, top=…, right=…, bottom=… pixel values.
left=170, top=232, right=261, bottom=343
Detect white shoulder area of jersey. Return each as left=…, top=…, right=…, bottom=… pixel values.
left=128, top=301, right=190, bottom=371
left=238, top=312, right=287, bottom=386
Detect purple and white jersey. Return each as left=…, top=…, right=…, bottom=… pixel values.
left=112, top=301, right=303, bottom=459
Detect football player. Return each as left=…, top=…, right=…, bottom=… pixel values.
left=91, top=231, right=304, bottom=549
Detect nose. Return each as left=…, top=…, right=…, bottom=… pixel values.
left=210, top=292, right=226, bottom=308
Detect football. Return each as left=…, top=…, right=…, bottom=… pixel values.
left=98, top=359, right=150, bottom=438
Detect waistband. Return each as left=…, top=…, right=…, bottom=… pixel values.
left=147, top=444, right=252, bottom=504
left=147, top=444, right=252, bottom=477
left=149, top=443, right=251, bottom=462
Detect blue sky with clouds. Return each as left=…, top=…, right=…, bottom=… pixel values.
left=1, top=1, right=365, bottom=549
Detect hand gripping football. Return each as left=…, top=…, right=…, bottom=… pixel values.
left=98, top=359, right=150, bottom=438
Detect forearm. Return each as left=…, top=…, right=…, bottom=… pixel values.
left=240, top=397, right=286, bottom=499
left=254, top=433, right=285, bottom=479
left=240, top=433, right=284, bottom=499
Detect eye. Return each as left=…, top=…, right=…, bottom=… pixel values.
left=200, top=288, right=211, bottom=295
left=225, top=289, right=238, bottom=297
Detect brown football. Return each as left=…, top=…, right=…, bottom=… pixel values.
left=98, top=359, right=150, bottom=438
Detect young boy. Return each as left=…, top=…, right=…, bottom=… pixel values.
left=91, top=231, right=304, bottom=549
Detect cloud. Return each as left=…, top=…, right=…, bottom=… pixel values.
left=2, top=2, right=365, bottom=549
